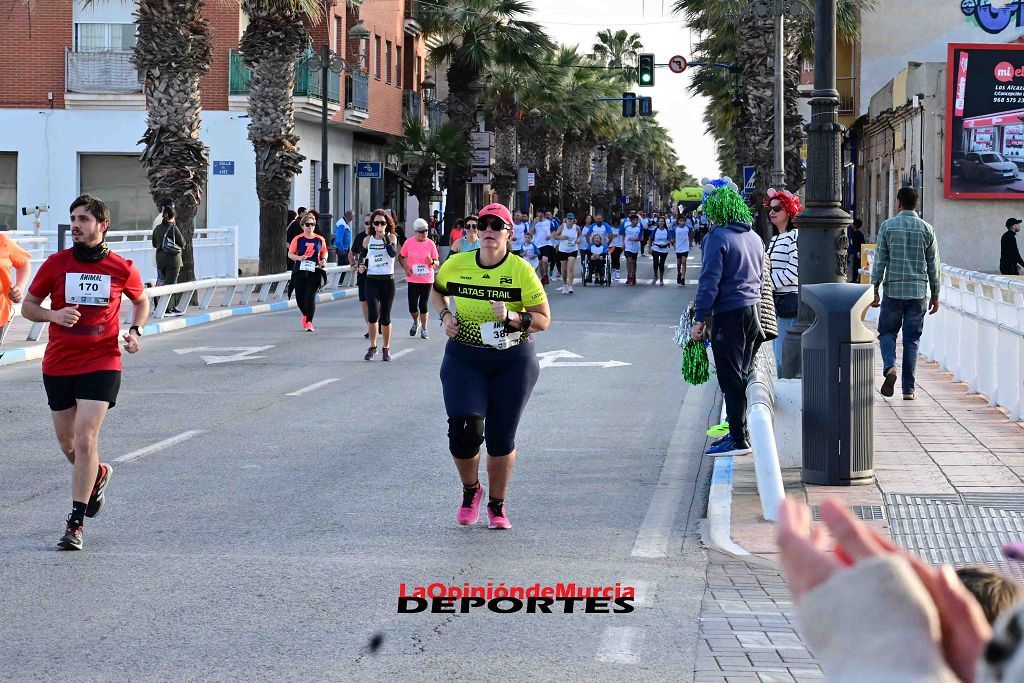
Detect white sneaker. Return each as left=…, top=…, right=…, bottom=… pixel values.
left=559, top=285, right=567, bottom=294
left=613, top=270, right=620, bottom=280
left=567, top=286, right=574, bottom=294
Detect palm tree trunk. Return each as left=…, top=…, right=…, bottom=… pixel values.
left=491, top=96, right=517, bottom=205
left=133, top=0, right=212, bottom=285
left=444, top=63, right=479, bottom=226
left=562, top=131, right=595, bottom=218
left=240, top=9, right=308, bottom=275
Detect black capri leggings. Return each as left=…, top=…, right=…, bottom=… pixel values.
left=408, top=281, right=431, bottom=314
left=610, top=247, right=622, bottom=270
left=365, top=275, right=396, bottom=325
left=440, top=341, right=540, bottom=456
left=292, top=270, right=319, bottom=321
left=652, top=250, right=668, bottom=277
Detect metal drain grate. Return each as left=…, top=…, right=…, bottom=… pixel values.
left=811, top=504, right=885, bottom=521
left=884, top=493, right=1024, bottom=581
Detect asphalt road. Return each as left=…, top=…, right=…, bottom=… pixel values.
left=0, top=253, right=720, bottom=681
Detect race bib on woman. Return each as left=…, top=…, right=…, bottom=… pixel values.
left=480, top=322, right=521, bottom=350
left=299, top=259, right=316, bottom=272
left=412, top=264, right=429, bottom=276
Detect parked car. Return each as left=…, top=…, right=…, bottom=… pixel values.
left=961, top=152, right=1019, bottom=184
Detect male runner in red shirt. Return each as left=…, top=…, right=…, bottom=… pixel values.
left=22, top=195, right=150, bottom=550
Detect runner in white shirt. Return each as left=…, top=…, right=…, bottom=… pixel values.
left=531, top=213, right=554, bottom=285
left=511, top=211, right=528, bottom=256
left=621, top=212, right=643, bottom=285
left=650, top=215, right=673, bottom=286
left=674, top=212, right=692, bottom=286
left=553, top=213, right=580, bottom=294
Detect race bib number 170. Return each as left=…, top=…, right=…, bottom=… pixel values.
left=65, top=272, right=111, bottom=306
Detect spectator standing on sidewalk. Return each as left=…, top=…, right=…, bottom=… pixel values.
left=334, top=211, right=353, bottom=283
left=765, top=188, right=802, bottom=376
left=151, top=206, right=184, bottom=315
left=870, top=187, right=940, bottom=401
left=691, top=185, right=765, bottom=457
left=848, top=218, right=866, bottom=282
left=1000, top=217, right=1024, bottom=275
left=150, top=198, right=174, bottom=231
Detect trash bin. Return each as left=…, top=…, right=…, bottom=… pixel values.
left=801, top=283, right=875, bottom=486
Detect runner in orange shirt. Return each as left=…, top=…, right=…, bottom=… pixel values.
left=0, top=232, right=32, bottom=342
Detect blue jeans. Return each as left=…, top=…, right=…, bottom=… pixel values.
left=774, top=314, right=797, bottom=377
left=877, top=296, right=927, bottom=395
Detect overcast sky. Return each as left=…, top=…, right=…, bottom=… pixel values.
left=530, top=0, right=722, bottom=182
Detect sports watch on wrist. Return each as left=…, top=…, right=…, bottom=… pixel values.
left=129, top=325, right=143, bottom=337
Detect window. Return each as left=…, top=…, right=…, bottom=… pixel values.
left=375, top=35, right=381, bottom=79
left=417, top=56, right=423, bottom=89
left=75, top=23, right=137, bottom=52
left=310, top=160, right=319, bottom=207
left=0, top=153, right=16, bottom=231
left=333, top=17, right=342, bottom=52
left=386, top=41, right=392, bottom=83
left=80, top=154, right=206, bottom=230
left=397, top=46, right=403, bottom=88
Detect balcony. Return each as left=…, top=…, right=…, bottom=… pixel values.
left=228, top=50, right=341, bottom=119
left=404, top=1, right=422, bottom=36
left=403, top=90, right=422, bottom=123
left=345, top=70, right=370, bottom=125
left=65, top=49, right=145, bottom=109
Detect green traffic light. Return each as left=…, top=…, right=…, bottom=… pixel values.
left=641, top=74, right=651, bottom=83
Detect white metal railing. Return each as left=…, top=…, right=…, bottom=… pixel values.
left=15, top=265, right=353, bottom=343
left=747, top=343, right=784, bottom=522
left=919, top=265, right=1024, bottom=420
left=6, top=227, right=239, bottom=284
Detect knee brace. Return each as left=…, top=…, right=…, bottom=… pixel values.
left=447, top=415, right=485, bottom=459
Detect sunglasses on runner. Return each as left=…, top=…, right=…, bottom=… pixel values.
left=302, top=222, right=316, bottom=227
left=372, top=220, right=388, bottom=226
left=481, top=218, right=509, bottom=232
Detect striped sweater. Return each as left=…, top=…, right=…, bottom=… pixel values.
left=767, top=230, right=799, bottom=294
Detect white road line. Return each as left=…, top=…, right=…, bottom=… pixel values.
left=388, top=348, right=417, bottom=360
left=114, top=430, right=204, bottom=463
left=285, top=378, right=340, bottom=396
left=624, top=579, right=654, bottom=607
left=597, top=626, right=642, bottom=664
left=631, top=380, right=713, bottom=558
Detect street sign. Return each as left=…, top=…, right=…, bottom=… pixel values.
left=212, top=161, right=234, bottom=176
left=742, top=166, right=756, bottom=198
left=470, top=131, right=492, bottom=149
left=528, top=172, right=536, bottom=187
left=622, top=91, right=637, bottom=118
left=638, top=96, right=653, bottom=117
left=669, top=55, right=688, bottom=74
left=470, top=168, right=491, bottom=185
left=471, top=149, right=491, bottom=166
left=356, top=162, right=383, bottom=178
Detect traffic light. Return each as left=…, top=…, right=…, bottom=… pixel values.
left=638, top=53, right=655, bottom=87
left=622, top=91, right=636, bottom=118
left=638, top=96, right=653, bottom=117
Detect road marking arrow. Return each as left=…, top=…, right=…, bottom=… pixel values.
left=537, top=349, right=630, bottom=369
left=174, top=345, right=275, bottom=365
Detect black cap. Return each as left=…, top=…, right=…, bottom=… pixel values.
left=1007, top=218, right=1022, bottom=229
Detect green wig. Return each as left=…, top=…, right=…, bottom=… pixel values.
left=703, top=187, right=752, bottom=226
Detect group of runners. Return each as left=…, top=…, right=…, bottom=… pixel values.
left=502, top=208, right=705, bottom=292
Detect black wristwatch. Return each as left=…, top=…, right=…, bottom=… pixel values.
left=128, top=325, right=143, bottom=337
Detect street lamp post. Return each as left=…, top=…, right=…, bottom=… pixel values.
left=309, top=44, right=346, bottom=244
left=780, top=0, right=850, bottom=378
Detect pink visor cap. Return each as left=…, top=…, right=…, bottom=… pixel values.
left=477, top=203, right=514, bottom=227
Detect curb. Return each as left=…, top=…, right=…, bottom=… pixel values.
left=706, top=455, right=750, bottom=556
left=0, top=287, right=357, bottom=368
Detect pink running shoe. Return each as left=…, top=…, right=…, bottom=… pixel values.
left=301, top=315, right=307, bottom=329
left=457, top=485, right=483, bottom=526
left=305, top=320, right=315, bottom=332
left=487, top=500, right=511, bottom=530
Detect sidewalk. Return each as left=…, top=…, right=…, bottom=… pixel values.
left=698, top=342, right=1024, bottom=681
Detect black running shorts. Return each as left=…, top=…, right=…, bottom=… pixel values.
left=43, top=370, right=122, bottom=411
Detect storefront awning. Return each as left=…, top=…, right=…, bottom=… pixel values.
left=963, top=108, right=1024, bottom=128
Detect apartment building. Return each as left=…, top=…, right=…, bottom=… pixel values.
left=0, top=0, right=427, bottom=261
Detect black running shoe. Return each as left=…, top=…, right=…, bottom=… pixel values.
left=58, top=515, right=83, bottom=551
left=85, top=463, right=112, bottom=518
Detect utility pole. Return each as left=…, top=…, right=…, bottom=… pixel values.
left=781, top=0, right=850, bottom=378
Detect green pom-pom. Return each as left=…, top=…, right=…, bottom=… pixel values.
left=703, top=188, right=752, bottom=226
left=682, top=339, right=711, bottom=385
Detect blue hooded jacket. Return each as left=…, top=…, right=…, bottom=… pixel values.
left=694, top=221, right=765, bottom=320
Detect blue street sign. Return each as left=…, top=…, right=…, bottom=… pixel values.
left=212, top=161, right=234, bottom=176
left=357, top=162, right=383, bottom=179
left=742, top=166, right=756, bottom=197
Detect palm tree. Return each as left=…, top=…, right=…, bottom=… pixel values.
left=420, top=0, right=554, bottom=224
left=239, top=0, right=324, bottom=274
left=591, top=29, right=643, bottom=85
left=133, top=0, right=213, bottom=284
left=485, top=63, right=534, bottom=204
left=391, top=119, right=471, bottom=221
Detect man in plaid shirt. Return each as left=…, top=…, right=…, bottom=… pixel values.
left=870, top=187, right=940, bottom=400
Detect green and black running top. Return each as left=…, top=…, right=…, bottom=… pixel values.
left=434, top=250, right=547, bottom=349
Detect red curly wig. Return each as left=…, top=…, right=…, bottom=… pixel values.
left=763, top=188, right=804, bottom=224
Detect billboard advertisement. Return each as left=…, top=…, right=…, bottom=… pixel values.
left=946, top=43, right=1024, bottom=199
